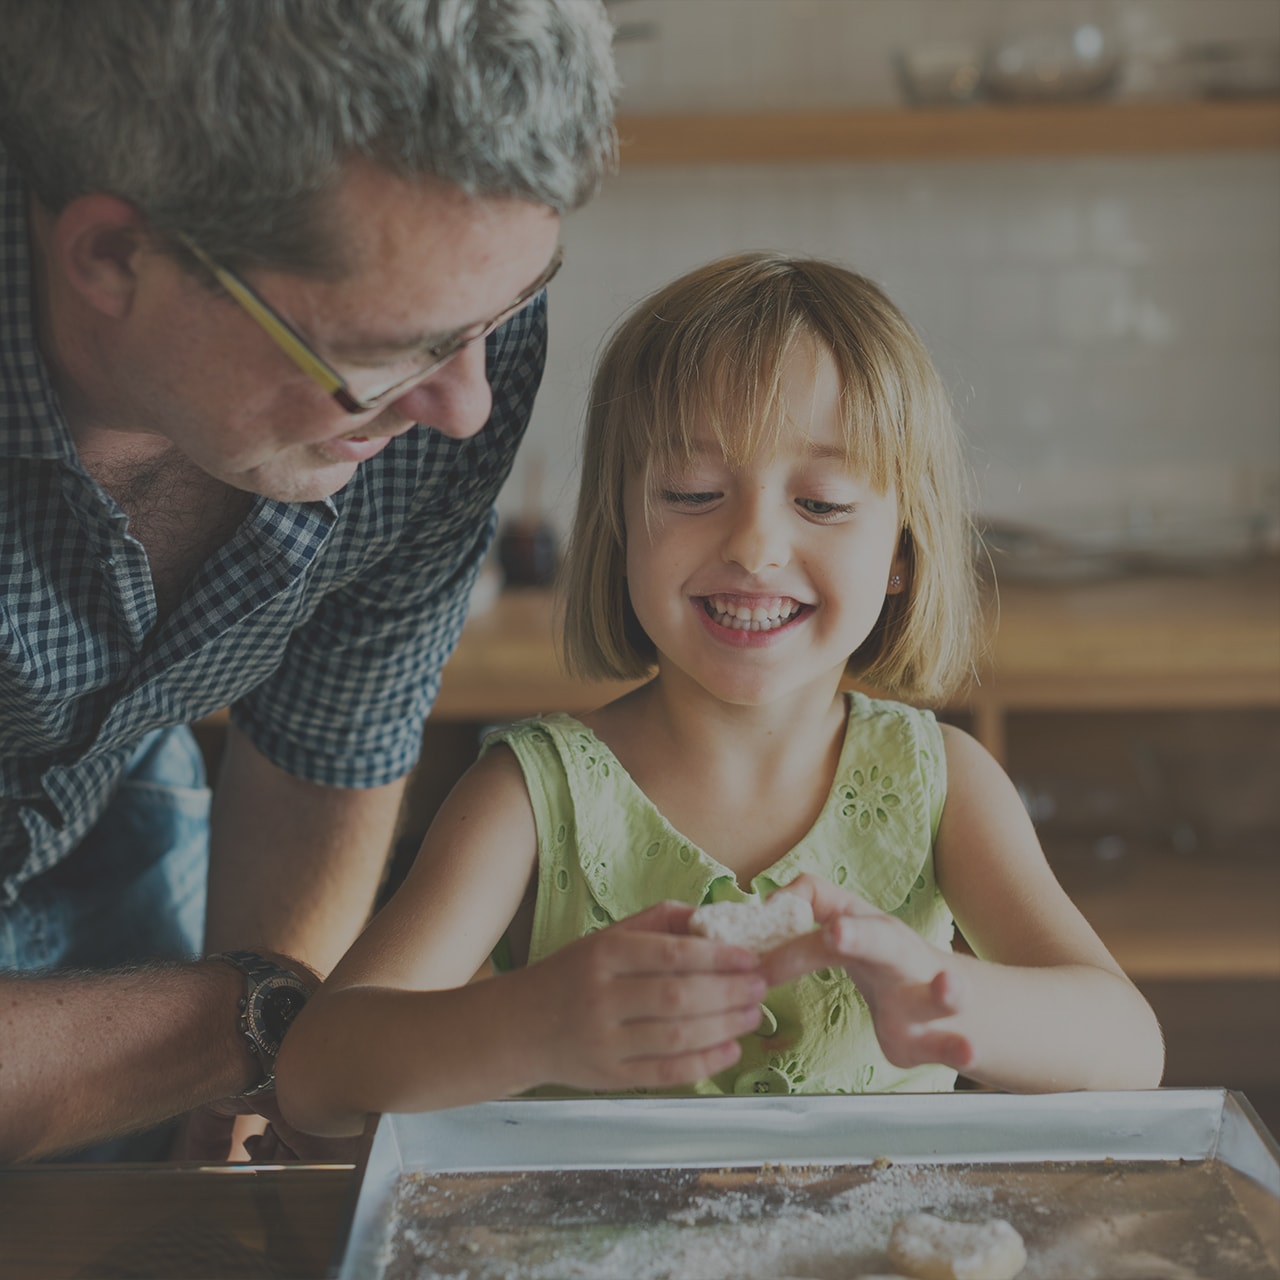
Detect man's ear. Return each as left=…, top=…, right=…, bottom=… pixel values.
left=46, top=194, right=150, bottom=320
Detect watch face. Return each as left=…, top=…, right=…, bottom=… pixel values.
left=249, top=975, right=311, bottom=1056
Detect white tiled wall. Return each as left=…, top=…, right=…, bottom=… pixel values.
left=503, top=1, right=1280, bottom=554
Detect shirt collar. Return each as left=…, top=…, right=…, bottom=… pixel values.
left=0, top=145, right=78, bottom=462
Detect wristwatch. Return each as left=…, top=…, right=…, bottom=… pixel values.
left=215, top=950, right=312, bottom=1097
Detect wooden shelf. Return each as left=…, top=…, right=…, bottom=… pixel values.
left=967, top=562, right=1280, bottom=762
left=615, top=97, right=1280, bottom=166
left=434, top=559, right=1280, bottom=744
left=1063, top=854, right=1280, bottom=981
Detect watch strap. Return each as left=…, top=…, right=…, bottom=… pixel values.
left=214, top=949, right=310, bottom=1098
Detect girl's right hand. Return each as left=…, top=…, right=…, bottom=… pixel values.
left=518, top=900, right=768, bottom=1093
left=759, top=874, right=975, bottom=1074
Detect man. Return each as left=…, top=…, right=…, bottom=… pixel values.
left=0, top=0, right=616, bottom=1162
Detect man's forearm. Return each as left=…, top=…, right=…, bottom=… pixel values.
left=0, top=961, right=254, bottom=1161
left=204, top=725, right=406, bottom=971
left=0, top=730, right=407, bottom=1162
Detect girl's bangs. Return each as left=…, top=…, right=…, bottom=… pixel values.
left=638, top=323, right=902, bottom=504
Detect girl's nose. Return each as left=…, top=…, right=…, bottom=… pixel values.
left=389, top=338, right=493, bottom=440
left=721, top=495, right=788, bottom=573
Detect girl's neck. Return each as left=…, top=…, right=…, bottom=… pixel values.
left=583, top=676, right=850, bottom=886
left=643, top=673, right=844, bottom=753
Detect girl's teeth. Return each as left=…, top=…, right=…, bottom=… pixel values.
left=704, top=597, right=801, bottom=631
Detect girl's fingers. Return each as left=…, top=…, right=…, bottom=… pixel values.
left=927, top=967, right=964, bottom=1017
left=902, top=1027, right=975, bottom=1073
left=824, top=914, right=943, bottom=983
left=941, top=1032, right=975, bottom=1071
left=612, top=970, right=768, bottom=1023
left=602, top=913, right=761, bottom=974
left=618, top=899, right=698, bottom=934
left=622, top=1037, right=746, bottom=1089
left=772, top=874, right=881, bottom=924
left=758, top=911, right=924, bottom=988
left=879, top=1026, right=973, bottom=1073
left=615, top=1000, right=767, bottom=1061
left=757, top=928, right=842, bottom=988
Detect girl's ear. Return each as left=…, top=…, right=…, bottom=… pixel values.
left=886, top=531, right=909, bottom=594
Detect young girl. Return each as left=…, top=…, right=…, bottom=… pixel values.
left=277, top=254, right=1163, bottom=1137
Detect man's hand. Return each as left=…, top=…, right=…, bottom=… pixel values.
left=171, top=1095, right=364, bottom=1164
left=759, top=875, right=974, bottom=1073
left=520, top=900, right=767, bottom=1093
left=171, top=948, right=365, bottom=1163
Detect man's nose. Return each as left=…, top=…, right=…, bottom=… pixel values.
left=391, top=339, right=493, bottom=440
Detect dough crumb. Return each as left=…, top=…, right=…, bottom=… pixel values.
left=887, top=1212, right=1027, bottom=1280
left=689, top=894, right=815, bottom=953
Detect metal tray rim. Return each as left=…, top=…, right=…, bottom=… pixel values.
left=333, top=1088, right=1279, bottom=1280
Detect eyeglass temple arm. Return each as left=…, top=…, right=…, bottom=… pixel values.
left=175, top=234, right=352, bottom=400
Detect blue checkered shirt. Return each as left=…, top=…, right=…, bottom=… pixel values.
left=0, top=148, right=545, bottom=905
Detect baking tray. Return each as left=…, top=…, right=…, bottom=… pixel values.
left=334, top=1089, right=1280, bottom=1279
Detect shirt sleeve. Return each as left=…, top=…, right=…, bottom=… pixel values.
left=228, top=297, right=547, bottom=788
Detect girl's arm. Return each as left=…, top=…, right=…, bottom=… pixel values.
left=760, top=727, right=1164, bottom=1093
left=275, top=747, right=766, bottom=1137
left=926, top=725, right=1163, bottom=1091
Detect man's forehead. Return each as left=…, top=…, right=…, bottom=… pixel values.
left=331, top=156, right=554, bottom=267
left=268, top=165, right=559, bottom=352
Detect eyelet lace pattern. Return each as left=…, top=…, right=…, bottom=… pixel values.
left=483, top=692, right=957, bottom=1098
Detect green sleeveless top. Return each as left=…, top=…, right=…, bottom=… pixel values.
left=482, top=690, right=957, bottom=1097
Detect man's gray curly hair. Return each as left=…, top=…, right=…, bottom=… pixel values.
left=0, top=0, right=618, bottom=273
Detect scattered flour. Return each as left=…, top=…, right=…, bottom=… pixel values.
left=376, top=1158, right=1277, bottom=1280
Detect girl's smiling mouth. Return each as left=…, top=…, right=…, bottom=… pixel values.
left=700, top=594, right=809, bottom=633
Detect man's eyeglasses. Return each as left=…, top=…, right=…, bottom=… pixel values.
left=176, top=234, right=563, bottom=415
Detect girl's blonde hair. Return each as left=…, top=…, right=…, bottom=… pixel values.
left=561, top=252, right=981, bottom=704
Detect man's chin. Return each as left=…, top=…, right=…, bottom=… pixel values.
left=235, top=457, right=361, bottom=505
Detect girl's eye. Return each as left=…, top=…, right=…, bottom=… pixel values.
left=660, top=489, right=720, bottom=507
left=798, top=497, right=855, bottom=518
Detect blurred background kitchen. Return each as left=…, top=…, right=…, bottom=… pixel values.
left=471, top=0, right=1280, bottom=1125
left=203, top=0, right=1280, bottom=1127
left=504, top=0, right=1278, bottom=561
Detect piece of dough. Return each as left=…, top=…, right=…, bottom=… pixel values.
left=688, top=893, right=814, bottom=953
left=887, top=1212, right=1027, bottom=1280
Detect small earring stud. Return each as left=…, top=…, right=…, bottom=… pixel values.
left=889, top=574, right=902, bottom=589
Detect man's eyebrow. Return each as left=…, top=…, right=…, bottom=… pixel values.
left=326, top=245, right=561, bottom=362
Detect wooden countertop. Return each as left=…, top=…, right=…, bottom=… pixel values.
left=0, top=1163, right=355, bottom=1280
left=431, top=562, right=1280, bottom=987
left=193, top=560, right=1280, bottom=984
left=435, top=558, right=1280, bottom=726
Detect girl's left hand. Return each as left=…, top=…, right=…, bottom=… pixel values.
left=758, top=874, right=975, bottom=1073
